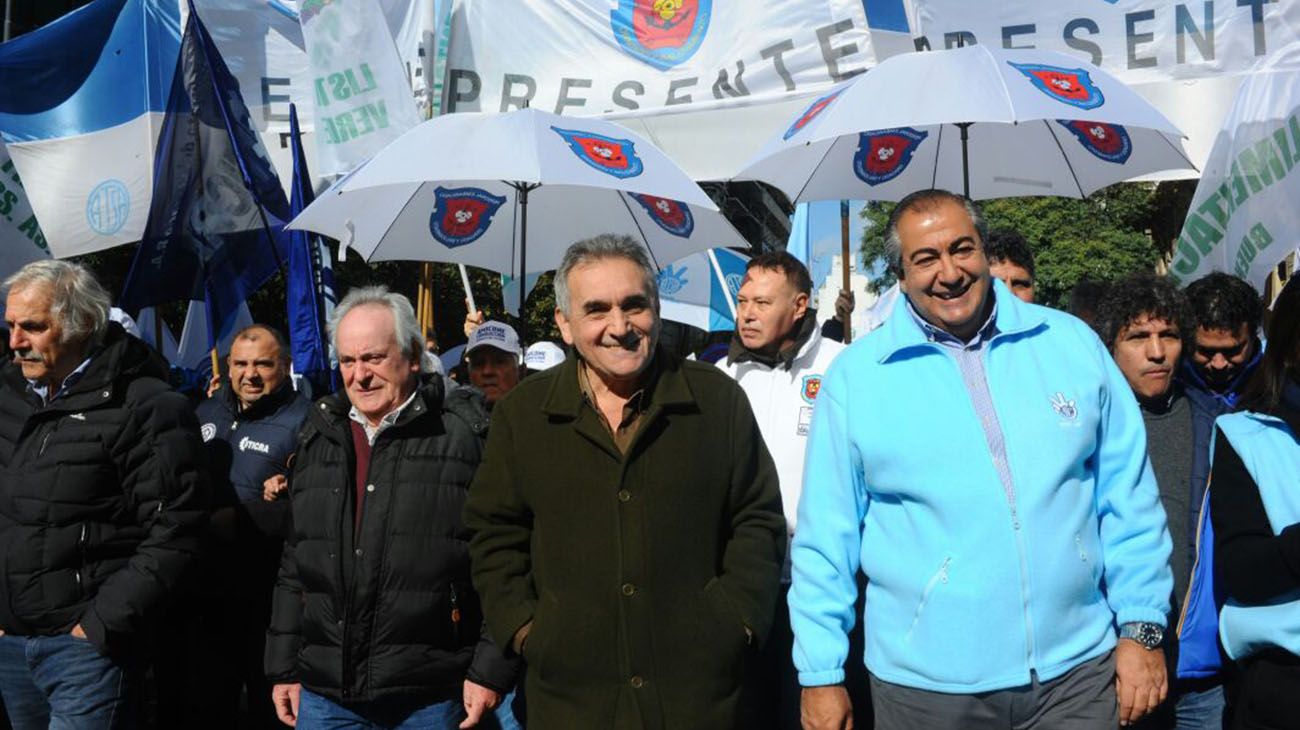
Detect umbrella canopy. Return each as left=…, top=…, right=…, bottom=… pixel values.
left=659, top=247, right=750, bottom=332
left=735, top=45, right=1196, bottom=201
left=289, top=108, right=748, bottom=277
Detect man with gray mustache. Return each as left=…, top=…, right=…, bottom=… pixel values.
left=0, top=260, right=209, bottom=729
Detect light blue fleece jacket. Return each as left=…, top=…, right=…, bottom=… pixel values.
left=1214, top=411, right=1300, bottom=661
left=789, top=281, right=1173, bottom=693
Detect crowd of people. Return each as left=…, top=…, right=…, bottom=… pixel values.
left=0, top=188, right=1294, bottom=730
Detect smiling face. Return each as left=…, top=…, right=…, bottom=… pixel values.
left=736, top=267, right=809, bottom=354
left=896, top=199, right=993, bottom=341
left=555, top=256, right=659, bottom=389
left=5, top=283, right=88, bottom=390
left=337, top=304, right=420, bottom=426
left=1113, top=314, right=1183, bottom=403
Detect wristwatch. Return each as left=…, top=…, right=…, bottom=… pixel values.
left=1119, top=622, right=1165, bottom=650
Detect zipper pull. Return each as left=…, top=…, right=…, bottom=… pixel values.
left=39, top=431, right=52, bottom=456
left=450, top=585, right=462, bottom=642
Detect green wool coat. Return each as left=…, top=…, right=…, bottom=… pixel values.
left=465, top=352, right=786, bottom=730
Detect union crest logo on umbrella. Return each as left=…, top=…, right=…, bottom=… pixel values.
left=631, top=193, right=695, bottom=237
left=1057, top=120, right=1132, bottom=164
left=1008, top=62, right=1105, bottom=110
left=610, top=0, right=711, bottom=71
left=784, top=89, right=845, bottom=141
left=552, top=127, right=645, bottom=179
left=853, top=128, right=928, bottom=186
left=429, top=186, right=506, bottom=249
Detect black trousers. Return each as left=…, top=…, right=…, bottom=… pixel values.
left=1233, top=651, right=1300, bottom=730
left=740, top=580, right=872, bottom=730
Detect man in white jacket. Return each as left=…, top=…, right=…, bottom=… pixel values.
left=717, top=251, right=846, bottom=729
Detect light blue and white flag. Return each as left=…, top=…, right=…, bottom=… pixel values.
left=659, top=247, right=749, bottom=332
left=0, top=0, right=183, bottom=257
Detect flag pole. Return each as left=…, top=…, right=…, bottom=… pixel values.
left=840, top=199, right=853, bottom=344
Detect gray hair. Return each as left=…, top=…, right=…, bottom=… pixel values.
left=328, top=286, right=430, bottom=373
left=554, top=234, right=659, bottom=316
left=2, top=260, right=111, bottom=345
left=883, top=190, right=988, bottom=274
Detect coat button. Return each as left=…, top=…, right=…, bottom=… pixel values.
left=617, top=490, right=631, bottom=502
left=354, top=548, right=363, bottom=557
left=621, top=583, right=636, bottom=596
left=336, top=619, right=343, bottom=627
left=366, top=484, right=375, bottom=493
left=630, top=676, right=644, bottom=689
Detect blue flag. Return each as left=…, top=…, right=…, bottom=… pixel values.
left=118, top=0, right=290, bottom=348
left=285, top=103, right=338, bottom=394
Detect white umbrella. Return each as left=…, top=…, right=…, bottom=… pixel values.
left=289, top=108, right=748, bottom=277
left=658, top=247, right=750, bottom=332
left=735, top=45, right=1197, bottom=201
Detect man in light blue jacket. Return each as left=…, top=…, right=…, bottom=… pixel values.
left=791, top=190, right=1174, bottom=730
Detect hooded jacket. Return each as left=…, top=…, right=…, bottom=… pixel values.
left=0, top=323, right=209, bottom=657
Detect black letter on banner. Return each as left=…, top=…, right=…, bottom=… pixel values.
left=761, top=40, right=797, bottom=91
left=1176, top=3, right=1215, bottom=63
left=817, top=19, right=866, bottom=81
left=500, top=74, right=537, bottom=111
left=944, top=31, right=977, bottom=48
left=713, top=62, right=750, bottom=99
left=613, top=81, right=644, bottom=111
left=1237, top=0, right=1271, bottom=56
left=555, top=78, right=592, bottom=114
left=1002, top=24, right=1036, bottom=49
left=914, top=35, right=932, bottom=52
left=1126, top=10, right=1158, bottom=69
left=447, top=69, right=481, bottom=111
left=666, top=77, right=698, bottom=106
left=1064, top=19, right=1103, bottom=65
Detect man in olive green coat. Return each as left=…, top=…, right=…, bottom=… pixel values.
left=465, top=234, right=786, bottom=729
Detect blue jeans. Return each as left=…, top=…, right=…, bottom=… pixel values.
left=298, top=687, right=523, bottom=730
left=1173, top=683, right=1225, bottom=730
left=0, top=633, right=132, bottom=730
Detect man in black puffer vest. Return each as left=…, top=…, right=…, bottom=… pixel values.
left=0, top=260, right=208, bottom=729
left=266, top=286, right=518, bottom=729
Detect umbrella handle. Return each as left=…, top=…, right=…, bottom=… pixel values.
left=459, top=264, right=477, bottom=314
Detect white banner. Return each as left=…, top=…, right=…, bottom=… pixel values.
left=192, top=0, right=445, bottom=187
left=0, top=141, right=51, bottom=304
left=1170, top=43, right=1300, bottom=291
left=903, top=0, right=1300, bottom=174
left=443, top=0, right=903, bottom=179
left=298, top=0, right=422, bottom=176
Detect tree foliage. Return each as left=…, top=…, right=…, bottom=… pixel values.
left=859, top=182, right=1190, bottom=309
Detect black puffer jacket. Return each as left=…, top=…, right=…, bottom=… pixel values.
left=0, top=324, right=209, bottom=657
left=265, top=377, right=517, bottom=703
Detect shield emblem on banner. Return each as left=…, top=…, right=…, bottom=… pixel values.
left=631, top=193, right=694, bottom=237
left=801, top=375, right=822, bottom=403
left=784, top=89, right=845, bottom=141
left=1057, top=120, right=1132, bottom=164
left=853, top=128, right=928, bottom=186
left=610, top=0, right=712, bottom=71
left=429, top=186, right=506, bottom=249
left=552, top=127, right=645, bottom=179
left=1008, top=62, right=1105, bottom=110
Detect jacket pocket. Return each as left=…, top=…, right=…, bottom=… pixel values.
left=905, top=556, right=952, bottom=643
left=523, top=591, right=558, bottom=675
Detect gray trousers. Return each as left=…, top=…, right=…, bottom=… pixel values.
left=870, top=651, right=1119, bottom=730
